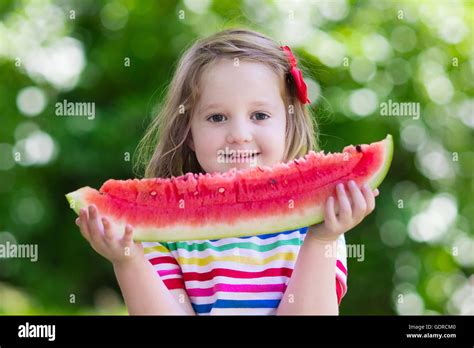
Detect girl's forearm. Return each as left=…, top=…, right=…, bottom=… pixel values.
left=276, top=229, right=339, bottom=315
left=113, top=257, right=193, bottom=315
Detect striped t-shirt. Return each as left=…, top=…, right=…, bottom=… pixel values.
left=142, top=227, right=348, bottom=315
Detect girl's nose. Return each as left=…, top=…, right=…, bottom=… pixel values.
left=226, top=119, right=253, bottom=144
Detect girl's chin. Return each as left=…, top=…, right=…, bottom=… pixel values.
left=228, top=163, right=258, bottom=170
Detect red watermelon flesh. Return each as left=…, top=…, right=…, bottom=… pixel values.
left=66, top=135, right=393, bottom=241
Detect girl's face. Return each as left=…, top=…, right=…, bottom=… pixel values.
left=189, top=59, right=287, bottom=174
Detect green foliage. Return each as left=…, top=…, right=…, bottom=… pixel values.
left=0, top=0, right=472, bottom=315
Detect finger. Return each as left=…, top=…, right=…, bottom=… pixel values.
left=374, top=189, right=379, bottom=197
left=78, top=209, right=91, bottom=242
left=336, top=183, right=352, bottom=223
left=87, top=205, right=104, bottom=244
left=324, top=196, right=338, bottom=228
left=362, top=184, right=376, bottom=212
left=121, top=226, right=134, bottom=259
left=102, top=217, right=115, bottom=244
left=122, top=224, right=134, bottom=245
left=348, top=180, right=367, bottom=219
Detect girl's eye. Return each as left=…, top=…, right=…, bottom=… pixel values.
left=207, top=114, right=226, bottom=122
left=207, top=113, right=269, bottom=122
left=252, top=112, right=270, bottom=121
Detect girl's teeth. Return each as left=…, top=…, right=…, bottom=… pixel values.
left=224, top=154, right=260, bottom=161
left=228, top=153, right=258, bottom=158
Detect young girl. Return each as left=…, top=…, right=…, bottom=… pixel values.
left=75, top=28, right=379, bottom=315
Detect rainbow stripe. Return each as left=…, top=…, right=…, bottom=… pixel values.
left=143, top=227, right=348, bottom=315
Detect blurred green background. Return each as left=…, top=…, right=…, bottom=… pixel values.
left=0, top=0, right=472, bottom=315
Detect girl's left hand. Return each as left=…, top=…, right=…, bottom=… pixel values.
left=309, top=180, right=379, bottom=242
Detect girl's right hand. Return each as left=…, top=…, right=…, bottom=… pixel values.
left=75, top=205, right=144, bottom=266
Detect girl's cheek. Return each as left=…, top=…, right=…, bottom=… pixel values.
left=260, top=124, right=286, bottom=163
left=192, top=124, right=217, bottom=151
left=194, top=127, right=227, bottom=169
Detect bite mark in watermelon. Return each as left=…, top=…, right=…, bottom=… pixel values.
left=66, top=135, right=393, bottom=241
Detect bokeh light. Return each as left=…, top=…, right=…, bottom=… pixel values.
left=100, top=1, right=129, bottom=31
left=13, top=130, right=58, bottom=167
left=362, top=33, right=392, bottom=62
left=348, top=88, right=378, bottom=117
left=408, top=193, right=458, bottom=243
left=16, top=87, right=47, bottom=117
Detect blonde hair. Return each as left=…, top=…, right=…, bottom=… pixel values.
left=134, top=28, right=319, bottom=178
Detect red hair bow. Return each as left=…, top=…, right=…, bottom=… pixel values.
left=281, top=45, right=311, bottom=104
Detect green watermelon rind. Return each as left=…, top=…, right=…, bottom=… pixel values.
left=367, top=134, right=393, bottom=190
left=65, top=135, right=394, bottom=241
left=65, top=190, right=87, bottom=215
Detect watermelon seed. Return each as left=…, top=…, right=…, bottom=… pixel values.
left=269, top=179, right=277, bottom=185
left=356, top=145, right=362, bottom=152
left=150, top=191, right=157, bottom=196
left=218, top=187, right=225, bottom=193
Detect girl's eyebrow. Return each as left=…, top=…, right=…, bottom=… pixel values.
left=199, top=100, right=273, bottom=113
left=199, top=102, right=221, bottom=113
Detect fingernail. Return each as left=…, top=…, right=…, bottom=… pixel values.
left=337, top=183, right=343, bottom=190
left=75, top=218, right=79, bottom=225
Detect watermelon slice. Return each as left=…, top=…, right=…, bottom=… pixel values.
left=66, top=135, right=393, bottom=241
